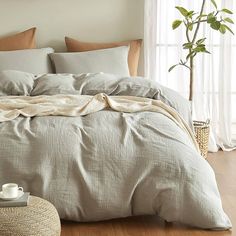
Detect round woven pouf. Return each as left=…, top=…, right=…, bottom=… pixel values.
left=0, top=196, right=61, bottom=236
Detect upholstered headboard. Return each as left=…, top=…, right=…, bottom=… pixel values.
left=0, top=0, right=144, bottom=52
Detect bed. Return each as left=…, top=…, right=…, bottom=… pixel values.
left=0, top=70, right=231, bottom=230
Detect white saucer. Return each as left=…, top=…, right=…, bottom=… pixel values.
left=0, top=190, right=24, bottom=200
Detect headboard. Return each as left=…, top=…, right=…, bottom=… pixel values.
left=0, top=0, right=144, bottom=52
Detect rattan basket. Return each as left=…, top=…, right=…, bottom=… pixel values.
left=193, top=120, right=210, bottom=158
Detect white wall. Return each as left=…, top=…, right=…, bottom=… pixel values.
left=0, top=0, right=144, bottom=52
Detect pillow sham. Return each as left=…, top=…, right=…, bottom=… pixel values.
left=30, top=72, right=192, bottom=128
left=0, top=70, right=35, bottom=96
left=50, top=46, right=130, bottom=76
left=0, top=48, right=54, bottom=74
left=0, top=28, right=36, bottom=51
left=32, top=74, right=76, bottom=96
left=65, top=37, right=142, bottom=76
left=32, top=72, right=158, bottom=97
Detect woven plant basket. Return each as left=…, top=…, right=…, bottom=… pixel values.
left=193, top=120, right=210, bottom=158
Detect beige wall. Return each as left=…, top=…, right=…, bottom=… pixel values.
left=0, top=0, right=144, bottom=52
left=0, top=0, right=144, bottom=74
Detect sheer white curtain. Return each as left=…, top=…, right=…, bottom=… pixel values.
left=144, top=0, right=157, bottom=80
left=144, top=0, right=236, bottom=151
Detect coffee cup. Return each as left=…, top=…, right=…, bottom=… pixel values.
left=2, top=183, right=24, bottom=198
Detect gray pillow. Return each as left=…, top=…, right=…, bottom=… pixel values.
left=0, top=70, right=35, bottom=96
left=32, top=74, right=76, bottom=96
left=0, top=48, right=54, bottom=74
left=49, top=46, right=130, bottom=76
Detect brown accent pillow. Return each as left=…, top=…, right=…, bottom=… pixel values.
left=0, top=28, right=36, bottom=51
left=65, top=37, right=142, bottom=76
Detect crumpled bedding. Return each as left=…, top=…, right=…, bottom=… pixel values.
left=0, top=93, right=198, bottom=151
left=0, top=70, right=231, bottom=230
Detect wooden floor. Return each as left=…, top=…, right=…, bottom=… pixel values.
left=61, top=151, right=236, bottom=236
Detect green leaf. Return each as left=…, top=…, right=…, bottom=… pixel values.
left=221, top=8, right=233, bottom=14
left=194, top=47, right=210, bottom=54
left=203, top=50, right=211, bottom=54
left=193, top=46, right=204, bottom=53
left=221, top=24, right=234, bottom=34
left=172, top=20, right=182, bottom=30
left=197, top=44, right=206, bottom=47
left=186, top=51, right=196, bottom=60
left=188, top=23, right=193, bottom=31
left=207, top=13, right=216, bottom=23
left=219, top=24, right=227, bottom=34
left=186, top=10, right=195, bottom=18
left=168, top=64, right=178, bottom=72
left=224, top=17, right=234, bottom=24
left=192, top=44, right=210, bottom=54
left=183, top=42, right=193, bottom=49
left=210, top=21, right=221, bottom=30
left=196, top=38, right=206, bottom=45
left=187, top=11, right=194, bottom=15
left=211, top=0, right=217, bottom=9
left=175, top=6, right=189, bottom=17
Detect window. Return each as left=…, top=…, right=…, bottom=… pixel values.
left=155, top=0, right=236, bottom=140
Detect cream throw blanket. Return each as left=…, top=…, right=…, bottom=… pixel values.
left=0, top=93, right=199, bottom=151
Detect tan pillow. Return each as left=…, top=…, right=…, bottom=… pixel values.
left=0, top=28, right=36, bottom=51
left=65, top=37, right=142, bottom=76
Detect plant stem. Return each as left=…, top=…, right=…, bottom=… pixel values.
left=185, top=21, right=191, bottom=43
left=182, top=63, right=191, bottom=70
left=189, top=57, right=194, bottom=101
left=189, top=0, right=206, bottom=101
left=192, top=0, right=207, bottom=43
left=192, top=19, right=207, bottom=25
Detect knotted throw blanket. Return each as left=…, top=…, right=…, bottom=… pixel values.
left=0, top=93, right=199, bottom=151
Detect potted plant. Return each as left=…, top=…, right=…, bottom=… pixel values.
left=168, top=0, right=234, bottom=157
left=169, top=0, right=234, bottom=101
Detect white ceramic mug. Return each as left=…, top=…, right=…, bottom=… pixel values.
left=2, top=183, right=24, bottom=198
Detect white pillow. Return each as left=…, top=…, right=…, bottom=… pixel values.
left=50, top=46, right=130, bottom=76
left=0, top=48, right=54, bottom=74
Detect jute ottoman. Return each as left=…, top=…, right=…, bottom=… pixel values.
left=0, top=196, right=61, bottom=236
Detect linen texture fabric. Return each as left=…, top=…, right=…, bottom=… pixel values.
left=0, top=28, right=36, bottom=51
left=0, top=71, right=231, bottom=230
left=50, top=46, right=130, bottom=76
left=65, top=37, right=142, bottom=76
left=0, top=70, right=35, bottom=96
left=0, top=48, right=54, bottom=74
